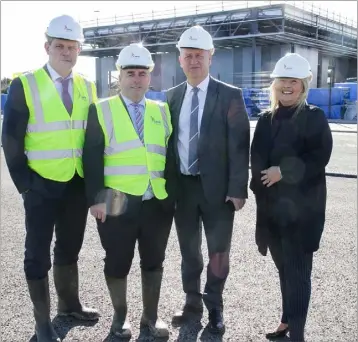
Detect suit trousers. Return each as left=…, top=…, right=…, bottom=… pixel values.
left=22, top=175, right=88, bottom=280
left=96, top=197, right=174, bottom=279
left=174, top=175, right=235, bottom=311
left=267, top=227, right=313, bottom=342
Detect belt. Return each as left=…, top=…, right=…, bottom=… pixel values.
left=181, top=173, right=200, bottom=180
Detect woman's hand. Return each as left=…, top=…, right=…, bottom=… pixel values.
left=261, top=166, right=282, bottom=187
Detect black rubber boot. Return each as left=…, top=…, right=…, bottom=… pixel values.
left=140, top=269, right=169, bottom=338
left=53, top=263, right=99, bottom=321
left=27, top=277, right=60, bottom=342
left=105, top=276, right=131, bottom=338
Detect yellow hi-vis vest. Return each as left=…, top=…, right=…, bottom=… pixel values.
left=19, top=67, right=97, bottom=181
left=96, top=96, right=172, bottom=200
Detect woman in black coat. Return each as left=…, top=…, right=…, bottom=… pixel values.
left=250, top=53, right=333, bottom=342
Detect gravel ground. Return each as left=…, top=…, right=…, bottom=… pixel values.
left=0, top=131, right=356, bottom=342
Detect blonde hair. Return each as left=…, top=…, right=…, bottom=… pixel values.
left=269, top=76, right=311, bottom=117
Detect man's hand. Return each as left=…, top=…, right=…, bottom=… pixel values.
left=225, top=196, right=246, bottom=211
left=90, top=203, right=107, bottom=223
left=261, top=166, right=282, bottom=187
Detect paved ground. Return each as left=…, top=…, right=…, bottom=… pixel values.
left=0, top=129, right=357, bottom=342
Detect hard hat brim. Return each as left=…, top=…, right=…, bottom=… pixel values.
left=176, top=44, right=214, bottom=50
left=121, top=65, right=150, bottom=70
left=46, top=33, right=84, bottom=43
left=270, top=73, right=311, bottom=79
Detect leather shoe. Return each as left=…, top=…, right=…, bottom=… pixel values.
left=265, top=327, right=289, bottom=339
left=172, top=303, right=203, bottom=325
left=208, top=308, right=225, bottom=335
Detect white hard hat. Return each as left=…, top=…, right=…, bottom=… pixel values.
left=177, top=25, right=214, bottom=51
left=270, top=53, right=312, bottom=79
left=46, top=15, right=84, bottom=43
left=116, top=43, right=154, bottom=72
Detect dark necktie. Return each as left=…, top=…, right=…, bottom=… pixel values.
left=60, top=77, right=73, bottom=114
left=188, top=87, right=199, bottom=175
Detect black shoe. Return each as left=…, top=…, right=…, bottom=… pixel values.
left=208, top=308, right=225, bottom=335
left=266, top=327, right=289, bottom=339
left=172, top=302, right=203, bottom=325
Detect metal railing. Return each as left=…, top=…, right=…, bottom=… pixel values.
left=80, top=1, right=357, bottom=28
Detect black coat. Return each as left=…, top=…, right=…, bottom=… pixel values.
left=250, top=105, right=333, bottom=255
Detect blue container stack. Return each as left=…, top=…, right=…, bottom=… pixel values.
left=146, top=90, right=166, bottom=102
left=307, top=87, right=350, bottom=119
left=1, top=94, right=8, bottom=114
left=242, top=88, right=270, bottom=117
left=334, top=82, right=357, bottom=102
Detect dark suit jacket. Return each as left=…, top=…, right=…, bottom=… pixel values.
left=165, top=76, right=250, bottom=206
left=250, top=105, right=333, bottom=255
left=1, top=66, right=80, bottom=198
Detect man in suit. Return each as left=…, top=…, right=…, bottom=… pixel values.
left=165, top=25, right=250, bottom=334
left=1, top=15, right=99, bottom=342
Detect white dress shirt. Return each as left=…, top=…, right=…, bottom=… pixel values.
left=46, top=63, right=74, bottom=101
left=178, top=74, right=210, bottom=175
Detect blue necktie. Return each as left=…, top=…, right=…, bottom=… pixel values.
left=188, top=87, right=199, bottom=175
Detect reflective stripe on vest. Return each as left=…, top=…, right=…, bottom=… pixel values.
left=25, top=149, right=83, bottom=160
left=25, top=73, right=90, bottom=134
left=98, top=96, right=170, bottom=198
left=100, top=100, right=170, bottom=164
left=104, top=165, right=163, bottom=178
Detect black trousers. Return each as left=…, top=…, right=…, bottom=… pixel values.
left=174, top=175, right=235, bottom=311
left=23, top=175, right=88, bottom=280
left=96, top=197, right=174, bottom=278
left=267, top=227, right=313, bottom=342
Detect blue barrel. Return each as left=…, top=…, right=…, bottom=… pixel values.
left=1, top=94, right=8, bottom=113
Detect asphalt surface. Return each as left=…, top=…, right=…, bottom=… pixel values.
left=0, top=128, right=356, bottom=342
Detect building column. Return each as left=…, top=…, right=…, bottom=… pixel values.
left=95, top=56, right=116, bottom=98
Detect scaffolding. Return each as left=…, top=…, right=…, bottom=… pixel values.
left=80, top=1, right=357, bottom=58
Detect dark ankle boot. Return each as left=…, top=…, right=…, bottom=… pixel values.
left=172, top=295, right=203, bottom=325
left=140, top=269, right=169, bottom=338
left=27, top=277, right=60, bottom=342
left=105, top=276, right=131, bottom=338
left=53, top=263, right=99, bottom=321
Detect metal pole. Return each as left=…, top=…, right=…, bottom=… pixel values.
left=328, top=64, right=335, bottom=119
left=252, top=38, right=256, bottom=88
left=328, top=71, right=332, bottom=119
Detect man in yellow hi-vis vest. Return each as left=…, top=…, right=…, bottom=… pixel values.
left=82, top=43, right=174, bottom=339
left=2, top=15, right=99, bottom=342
